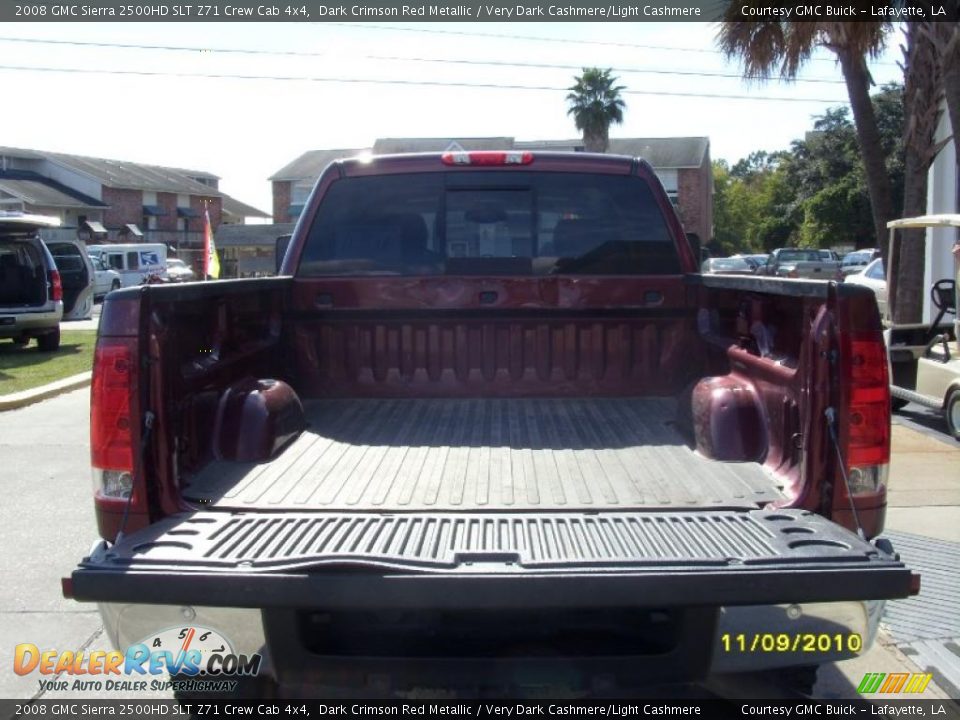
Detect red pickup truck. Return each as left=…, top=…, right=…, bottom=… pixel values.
left=66, top=151, right=915, bottom=696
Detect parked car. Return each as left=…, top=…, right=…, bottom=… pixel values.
left=87, top=250, right=122, bottom=301
left=44, top=240, right=96, bottom=320
left=0, top=213, right=63, bottom=350
left=701, top=256, right=756, bottom=275
left=165, top=257, right=196, bottom=282
left=841, top=249, right=880, bottom=277
left=760, top=248, right=843, bottom=280
left=738, top=253, right=769, bottom=272
left=66, top=151, right=915, bottom=697
left=845, top=258, right=887, bottom=317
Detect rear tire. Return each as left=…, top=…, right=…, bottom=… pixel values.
left=945, top=389, right=960, bottom=441
left=891, top=397, right=909, bottom=412
left=11, top=336, right=29, bottom=348
left=37, top=328, right=60, bottom=352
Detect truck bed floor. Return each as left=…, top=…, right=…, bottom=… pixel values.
left=183, top=398, right=783, bottom=511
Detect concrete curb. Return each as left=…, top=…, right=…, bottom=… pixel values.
left=0, top=372, right=91, bottom=411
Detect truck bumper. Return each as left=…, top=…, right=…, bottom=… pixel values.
left=96, top=597, right=883, bottom=687
left=710, top=600, right=884, bottom=672
left=0, top=306, right=62, bottom=338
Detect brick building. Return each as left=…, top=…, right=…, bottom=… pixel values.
left=270, top=137, right=712, bottom=243
left=0, top=147, right=268, bottom=249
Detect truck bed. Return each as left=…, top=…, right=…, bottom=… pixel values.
left=183, top=398, right=783, bottom=511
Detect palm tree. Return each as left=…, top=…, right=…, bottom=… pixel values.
left=891, top=22, right=946, bottom=323
left=566, top=68, right=626, bottom=153
left=717, top=19, right=896, bottom=262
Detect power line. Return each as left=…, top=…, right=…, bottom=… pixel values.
left=367, top=53, right=847, bottom=84
left=0, top=35, right=327, bottom=57
left=0, top=35, right=847, bottom=84
left=322, top=22, right=901, bottom=68
left=0, top=62, right=850, bottom=102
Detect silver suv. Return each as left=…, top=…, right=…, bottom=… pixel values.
left=0, top=214, right=64, bottom=351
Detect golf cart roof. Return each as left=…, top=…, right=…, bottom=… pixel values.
left=887, top=214, right=960, bottom=230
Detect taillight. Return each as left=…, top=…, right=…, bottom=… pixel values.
left=441, top=151, right=534, bottom=166
left=842, top=334, right=891, bottom=491
left=49, top=270, right=63, bottom=302
left=91, top=336, right=147, bottom=540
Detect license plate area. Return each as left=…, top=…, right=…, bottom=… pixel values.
left=296, top=607, right=690, bottom=658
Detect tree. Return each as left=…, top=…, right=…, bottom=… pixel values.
left=712, top=85, right=904, bottom=255
left=717, top=18, right=896, bottom=262
left=891, top=23, right=946, bottom=323
left=566, top=68, right=626, bottom=153
left=712, top=153, right=796, bottom=254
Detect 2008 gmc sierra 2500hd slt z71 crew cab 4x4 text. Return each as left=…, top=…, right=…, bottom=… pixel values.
left=65, top=151, right=917, bottom=697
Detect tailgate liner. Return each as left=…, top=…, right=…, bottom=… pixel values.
left=70, top=509, right=914, bottom=608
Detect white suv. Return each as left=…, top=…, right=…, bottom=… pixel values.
left=0, top=214, right=64, bottom=351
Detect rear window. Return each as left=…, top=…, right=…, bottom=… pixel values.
left=47, top=242, right=84, bottom=273
left=0, top=240, right=43, bottom=271
left=707, top=257, right=751, bottom=272
left=298, top=172, right=680, bottom=276
left=778, top=249, right=821, bottom=263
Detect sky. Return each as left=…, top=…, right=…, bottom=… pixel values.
left=0, top=21, right=906, bottom=216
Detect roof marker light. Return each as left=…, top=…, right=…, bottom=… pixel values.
left=441, top=151, right=534, bottom=166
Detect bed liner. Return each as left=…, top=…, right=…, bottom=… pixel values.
left=182, top=397, right=782, bottom=511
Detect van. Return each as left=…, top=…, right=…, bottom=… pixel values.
left=87, top=243, right=168, bottom=288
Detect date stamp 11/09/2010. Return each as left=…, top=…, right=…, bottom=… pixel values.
left=720, top=633, right=863, bottom=654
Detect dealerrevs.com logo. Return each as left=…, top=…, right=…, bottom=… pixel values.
left=14, top=626, right=262, bottom=693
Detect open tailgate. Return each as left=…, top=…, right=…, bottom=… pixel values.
left=67, top=509, right=917, bottom=608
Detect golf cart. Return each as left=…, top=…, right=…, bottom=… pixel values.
left=885, top=214, right=959, bottom=439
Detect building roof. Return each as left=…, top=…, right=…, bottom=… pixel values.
left=516, top=138, right=710, bottom=168
left=0, top=171, right=108, bottom=210
left=221, top=194, right=270, bottom=220
left=512, top=139, right=583, bottom=152
left=372, top=137, right=514, bottom=155
left=215, top=222, right=295, bottom=248
left=0, top=147, right=269, bottom=221
left=0, top=146, right=220, bottom=195
left=271, top=136, right=710, bottom=184
left=269, top=149, right=368, bottom=182
left=44, top=150, right=220, bottom=195
left=607, top=138, right=709, bottom=168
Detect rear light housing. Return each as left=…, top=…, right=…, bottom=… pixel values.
left=49, top=269, right=62, bottom=302
left=835, top=330, right=891, bottom=532
left=844, top=336, right=891, bottom=468
left=90, top=335, right=148, bottom=540
left=441, top=151, right=534, bottom=166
